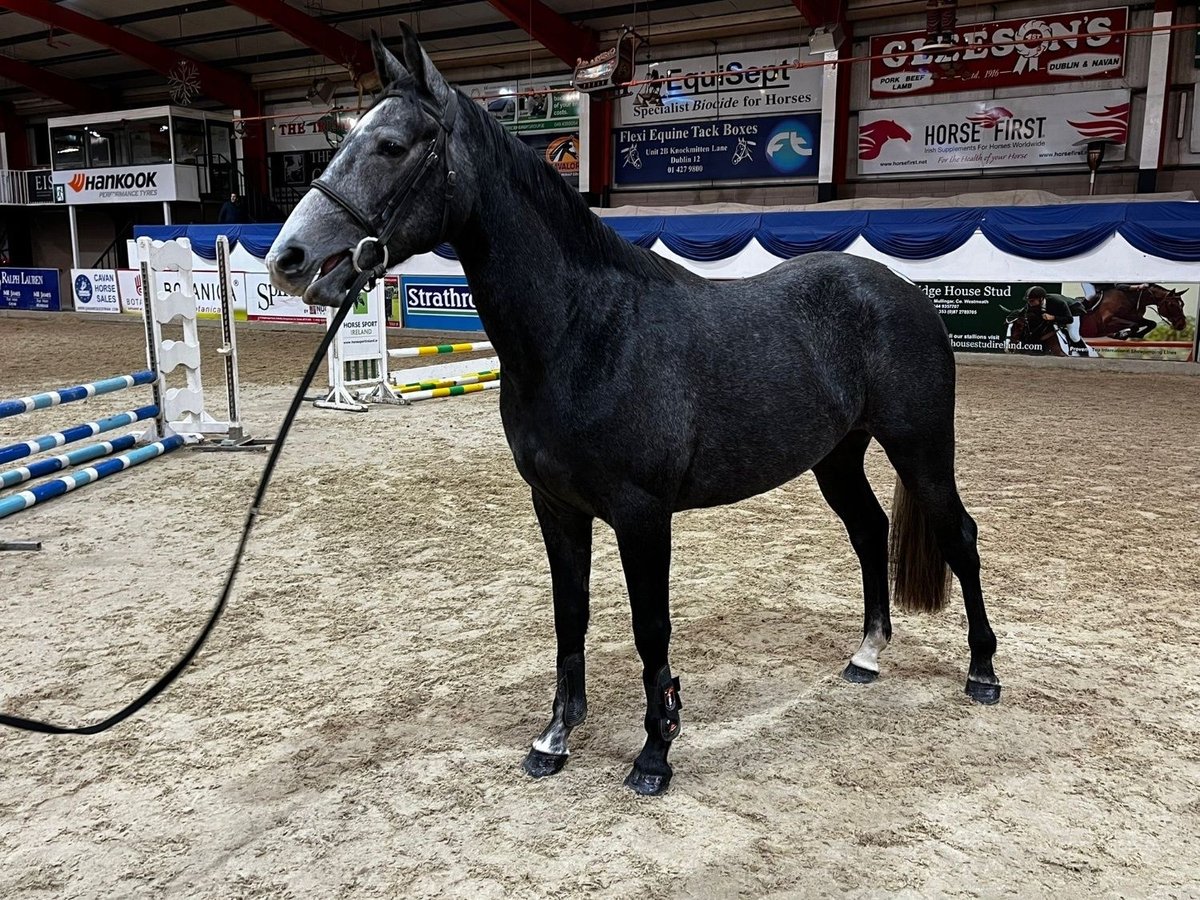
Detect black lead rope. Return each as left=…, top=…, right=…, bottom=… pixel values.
left=0, top=82, right=459, bottom=736
left=0, top=268, right=377, bottom=735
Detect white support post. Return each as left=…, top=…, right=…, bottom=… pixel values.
left=214, top=235, right=246, bottom=440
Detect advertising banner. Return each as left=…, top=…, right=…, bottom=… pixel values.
left=52, top=164, right=179, bottom=205
left=337, top=284, right=385, bottom=362
left=243, top=272, right=326, bottom=324
left=921, top=280, right=1196, bottom=361
left=615, top=113, right=821, bottom=186
left=0, top=267, right=60, bottom=311
left=117, top=269, right=247, bottom=319
left=468, top=74, right=580, bottom=134
left=267, top=106, right=359, bottom=152
left=517, top=131, right=580, bottom=188
left=869, top=7, right=1127, bottom=98
left=400, top=275, right=482, bottom=332
left=25, top=170, right=54, bottom=204
left=71, top=269, right=121, bottom=314
left=858, top=89, right=1129, bottom=175
left=616, top=47, right=821, bottom=126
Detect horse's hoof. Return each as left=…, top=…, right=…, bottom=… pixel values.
left=523, top=748, right=569, bottom=778
left=965, top=680, right=1001, bottom=705
left=624, top=765, right=671, bottom=796
left=843, top=662, right=878, bottom=684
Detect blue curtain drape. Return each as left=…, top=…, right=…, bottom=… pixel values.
left=756, top=211, right=867, bottom=258
left=657, top=213, right=760, bottom=261
left=130, top=201, right=1200, bottom=265
left=604, top=216, right=666, bottom=249
left=861, top=208, right=983, bottom=260
left=1116, top=201, right=1200, bottom=262
left=980, top=204, right=1125, bottom=261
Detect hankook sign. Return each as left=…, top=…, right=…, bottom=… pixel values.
left=51, top=164, right=181, bottom=204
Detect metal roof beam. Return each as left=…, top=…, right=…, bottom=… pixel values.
left=484, top=0, right=598, bottom=65
left=222, top=0, right=374, bottom=81
left=0, top=0, right=254, bottom=109
left=0, top=51, right=108, bottom=111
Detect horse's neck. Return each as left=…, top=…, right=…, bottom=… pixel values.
left=449, top=113, right=611, bottom=379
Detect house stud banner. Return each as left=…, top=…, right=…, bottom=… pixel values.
left=858, top=89, right=1129, bottom=175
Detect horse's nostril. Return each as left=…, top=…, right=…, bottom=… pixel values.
left=274, top=244, right=307, bottom=275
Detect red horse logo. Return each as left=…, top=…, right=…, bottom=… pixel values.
left=1068, top=103, right=1130, bottom=145
left=859, top=120, right=912, bottom=161
left=67, top=173, right=87, bottom=192
left=966, top=106, right=1015, bottom=128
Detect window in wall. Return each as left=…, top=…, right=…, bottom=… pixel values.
left=50, top=127, right=86, bottom=170
left=173, top=116, right=206, bottom=164
left=127, top=117, right=172, bottom=165
left=85, top=124, right=124, bottom=167
left=28, top=125, right=50, bottom=168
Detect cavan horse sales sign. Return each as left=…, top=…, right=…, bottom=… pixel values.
left=869, top=7, right=1127, bottom=98
left=857, top=89, right=1129, bottom=175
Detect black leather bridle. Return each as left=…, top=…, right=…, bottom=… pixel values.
left=0, top=82, right=460, bottom=735
left=310, top=82, right=459, bottom=280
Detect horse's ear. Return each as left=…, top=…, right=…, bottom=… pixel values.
left=396, top=22, right=430, bottom=95
left=370, top=31, right=408, bottom=88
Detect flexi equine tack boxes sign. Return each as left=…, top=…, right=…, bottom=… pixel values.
left=616, top=48, right=821, bottom=126
left=869, top=7, right=1127, bottom=98
left=857, top=89, right=1129, bottom=175
left=615, top=114, right=821, bottom=186
left=52, top=164, right=180, bottom=204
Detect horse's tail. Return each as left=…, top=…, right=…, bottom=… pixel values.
left=889, top=480, right=952, bottom=613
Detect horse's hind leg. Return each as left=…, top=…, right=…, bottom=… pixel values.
left=813, top=430, right=892, bottom=684
left=880, top=437, right=1001, bottom=704
left=523, top=490, right=592, bottom=778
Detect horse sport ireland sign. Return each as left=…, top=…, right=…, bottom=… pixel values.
left=869, top=6, right=1127, bottom=98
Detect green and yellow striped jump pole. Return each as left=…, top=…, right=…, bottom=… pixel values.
left=394, top=370, right=500, bottom=393
left=400, top=380, right=501, bottom=404
left=388, top=341, right=493, bottom=358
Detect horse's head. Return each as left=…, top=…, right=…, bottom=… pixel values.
left=1148, top=285, right=1189, bottom=331
left=268, top=28, right=469, bottom=306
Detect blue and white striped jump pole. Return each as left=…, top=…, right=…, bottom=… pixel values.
left=0, top=405, right=159, bottom=467
left=0, top=433, right=139, bottom=490
left=0, top=435, right=185, bottom=520
left=0, top=371, right=156, bottom=421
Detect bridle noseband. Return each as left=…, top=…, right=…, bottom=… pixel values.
left=310, top=81, right=459, bottom=279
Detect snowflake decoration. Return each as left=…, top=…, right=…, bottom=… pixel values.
left=167, top=60, right=201, bottom=105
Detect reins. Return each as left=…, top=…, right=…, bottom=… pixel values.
left=0, top=85, right=459, bottom=736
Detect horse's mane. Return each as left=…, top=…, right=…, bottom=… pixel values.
left=459, top=90, right=684, bottom=283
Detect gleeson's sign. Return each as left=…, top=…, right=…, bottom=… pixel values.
left=869, top=6, right=1127, bottom=98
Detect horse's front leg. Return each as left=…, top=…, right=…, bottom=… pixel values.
left=1129, top=318, right=1156, bottom=339
left=614, top=503, right=680, bottom=796
left=523, top=490, right=592, bottom=778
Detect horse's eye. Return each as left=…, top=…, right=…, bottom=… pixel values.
left=377, top=139, right=406, bottom=157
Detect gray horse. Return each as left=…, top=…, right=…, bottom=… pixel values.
left=267, top=29, right=1000, bottom=795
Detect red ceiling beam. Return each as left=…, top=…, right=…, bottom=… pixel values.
left=222, top=0, right=374, bottom=81
left=792, top=0, right=848, bottom=30
left=0, top=0, right=255, bottom=109
left=0, top=52, right=109, bottom=111
left=485, top=0, right=597, bottom=66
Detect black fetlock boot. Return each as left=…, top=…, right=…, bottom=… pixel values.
left=624, top=664, right=682, bottom=795
left=523, top=652, right=587, bottom=777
